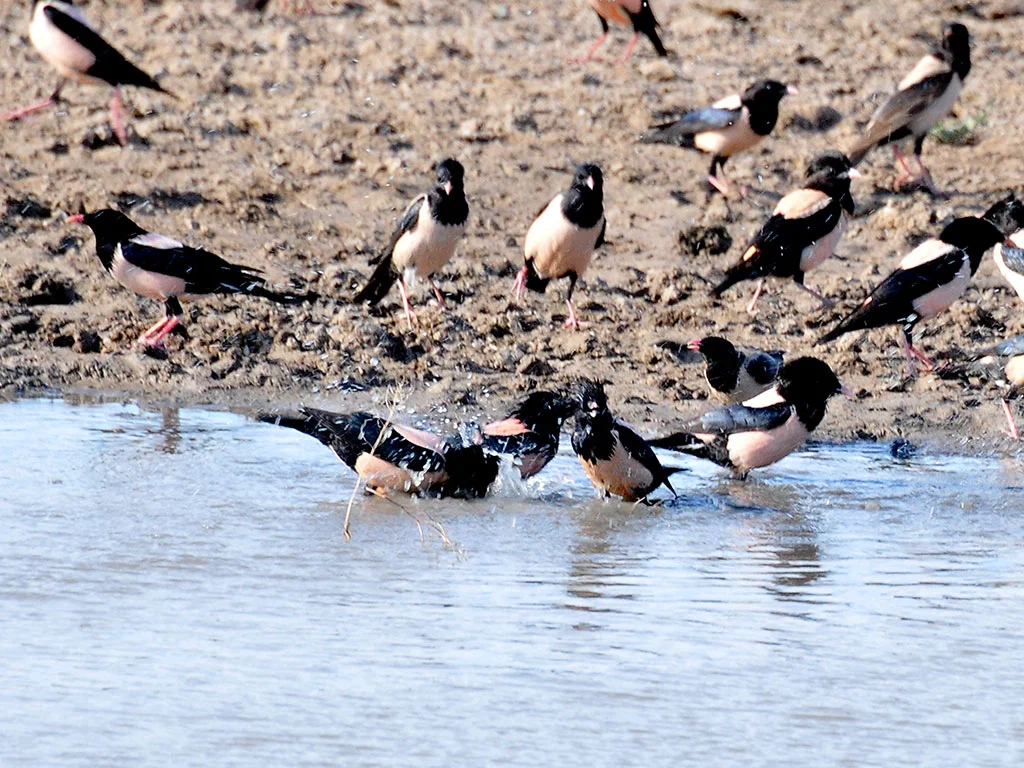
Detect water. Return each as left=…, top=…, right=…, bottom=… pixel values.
left=2, top=398, right=1024, bottom=767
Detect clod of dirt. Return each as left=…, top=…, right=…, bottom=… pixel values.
left=519, top=358, right=555, bottom=377
left=18, top=276, right=78, bottom=306
left=678, top=225, right=732, bottom=257
left=73, top=330, right=102, bottom=354
left=786, top=106, right=843, bottom=133
left=3, top=313, right=40, bottom=335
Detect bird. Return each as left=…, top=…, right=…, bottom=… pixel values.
left=969, top=337, right=1024, bottom=439
left=353, top=158, right=469, bottom=327
left=710, top=151, right=860, bottom=312
left=648, top=357, right=848, bottom=477
left=70, top=209, right=314, bottom=347
left=688, top=336, right=784, bottom=403
left=987, top=194, right=1024, bottom=303
left=848, top=22, right=971, bottom=193
left=569, top=379, right=681, bottom=502
left=573, top=0, right=668, bottom=65
left=258, top=408, right=500, bottom=499
left=818, top=214, right=1007, bottom=377
left=513, top=163, right=606, bottom=329
left=5, top=0, right=174, bottom=146
left=641, top=80, right=795, bottom=196
left=476, top=391, right=575, bottom=479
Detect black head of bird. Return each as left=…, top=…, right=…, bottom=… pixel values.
left=940, top=216, right=1008, bottom=272
left=777, top=357, right=847, bottom=428
left=941, top=22, right=971, bottom=79
left=564, top=163, right=604, bottom=227
left=805, top=151, right=860, bottom=198
left=435, top=157, right=465, bottom=196
left=513, top=391, right=576, bottom=433
left=688, top=336, right=739, bottom=365
left=70, top=208, right=144, bottom=237
left=571, top=379, right=610, bottom=422
left=742, top=80, right=795, bottom=110
left=982, top=194, right=1024, bottom=237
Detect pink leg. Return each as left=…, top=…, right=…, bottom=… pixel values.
left=707, top=174, right=731, bottom=196
left=745, top=279, right=764, bottom=314
left=907, top=344, right=935, bottom=371
left=892, top=147, right=915, bottom=190
left=4, top=97, right=57, bottom=122
left=913, top=155, right=940, bottom=195
left=1001, top=399, right=1020, bottom=440
left=563, top=299, right=580, bottom=329
left=511, top=266, right=528, bottom=303
left=397, top=279, right=415, bottom=327
left=429, top=280, right=446, bottom=308
left=793, top=280, right=833, bottom=308
left=613, top=32, right=640, bottom=65
left=110, top=88, right=127, bottom=146
left=138, top=316, right=181, bottom=347
left=571, top=33, right=609, bottom=63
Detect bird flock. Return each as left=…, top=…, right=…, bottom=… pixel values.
left=7, top=1, right=1024, bottom=503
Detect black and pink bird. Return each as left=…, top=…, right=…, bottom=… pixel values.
left=354, top=158, right=469, bottom=327
left=818, top=214, right=1007, bottom=377
left=848, top=23, right=970, bottom=193
left=572, top=0, right=668, bottom=65
left=710, top=151, right=860, bottom=312
left=5, top=0, right=173, bottom=146
left=476, top=391, right=574, bottom=479
left=70, top=209, right=313, bottom=347
left=642, top=80, right=795, bottom=196
left=649, top=357, right=848, bottom=478
left=570, top=379, right=681, bottom=502
left=688, top=336, right=783, bottom=404
left=987, top=194, right=1024, bottom=305
left=513, top=163, right=606, bottom=329
left=258, top=408, right=499, bottom=499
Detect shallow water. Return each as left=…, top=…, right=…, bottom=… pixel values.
left=2, top=398, right=1024, bottom=766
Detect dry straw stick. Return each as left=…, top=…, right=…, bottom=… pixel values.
left=341, top=384, right=458, bottom=551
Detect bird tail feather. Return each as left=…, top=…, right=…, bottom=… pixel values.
left=353, top=256, right=399, bottom=305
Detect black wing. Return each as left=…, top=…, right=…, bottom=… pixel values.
left=749, top=198, right=844, bottom=278
left=120, top=235, right=265, bottom=294
left=642, top=106, right=741, bottom=144
left=679, top=402, right=793, bottom=436
left=744, top=351, right=784, bottom=386
left=302, top=408, right=448, bottom=475
left=595, top=216, right=607, bottom=249
left=44, top=5, right=166, bottom=92
left=371, top=195, right=423, bottom=266
left=614, top=423, right=676, bottom=494
left=1000, top=243, right=1024, bottom=277
left=821, top=248, right=967, bottom=340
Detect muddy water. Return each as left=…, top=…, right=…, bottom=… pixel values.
left=2, top=398, right=1023, bottom=766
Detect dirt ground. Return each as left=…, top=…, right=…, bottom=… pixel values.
left=4, top=0, right=1024, bottom=453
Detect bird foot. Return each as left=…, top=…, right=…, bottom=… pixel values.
left=707, top=175, right=730, bottom=197
left=4, top=98, right=56, bottom=122
left=1001, top=400, right=1020, bottom=440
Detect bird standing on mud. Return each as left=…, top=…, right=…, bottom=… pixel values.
left=5, top=0, right=173, bottom=145
left=848, top=23, right=971, bottom=193
left=477, top=391, right=575, bottom=480
left=573, top=0, right=668, bottom=65
left=570, top=379, right=681, bottom=502
left=354, top=158, right=469, bottom=328
left=259, top=408, right=499, bottom=499
left=70, top=209, right=314, bottom=348
left=642, top=80, right=795, bottom=196
left=711, top=151, right=860, bottom=312
left=818, top=214, right=1007, bottom=377
left=649, top=357, right=849, bottom=477
left=688, top=337, right=783, bottom=404
left=513, top=163, right=606, bottom=329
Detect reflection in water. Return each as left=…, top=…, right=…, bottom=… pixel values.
left=156, top=408, right=182, bottom=455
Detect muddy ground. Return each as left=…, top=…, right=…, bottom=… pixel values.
left=4, top=0, right=1024, bottom=453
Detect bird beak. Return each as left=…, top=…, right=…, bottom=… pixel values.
left=846, top=168, right=862, bottom=179
left=786, top=84, right=799, bottom=95
left=443, top=181, right=453, bottom=195
left=585, top=175, right=595, bottom=190
left=840, top=384, right=856, bottom=399
left=687, top=339, right=702, bottom=352
left=67, top=213, right=84, bottom=224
